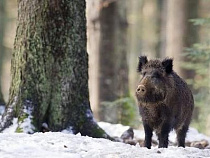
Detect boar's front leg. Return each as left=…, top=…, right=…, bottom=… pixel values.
left=143, top=123, right=153, bottom=149
left=157, top=123, right=171, bottom=148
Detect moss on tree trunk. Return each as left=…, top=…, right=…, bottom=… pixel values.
left=0, top=0, right=111, bottom=139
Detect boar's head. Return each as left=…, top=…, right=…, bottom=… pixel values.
left=136, top=56, right=173, bottom=103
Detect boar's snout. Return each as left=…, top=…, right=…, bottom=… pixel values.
left=136, top=85, right=146, bottom=95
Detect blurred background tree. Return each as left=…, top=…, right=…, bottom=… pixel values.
left=87, top=0, right=138, bottom=126
left=0, top=0, right=6, bottom=105
left=184, top=0, right=210, bottom=135
left=0, top=0, right=16, bottom=105
left=1, top=0, right=210, bottom=135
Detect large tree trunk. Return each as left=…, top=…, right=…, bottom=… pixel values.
left=0, top=0, right=6, bottom=105
left=0, top=0, right=111, bottom=139
left=98, top=0, right=129, bottom=123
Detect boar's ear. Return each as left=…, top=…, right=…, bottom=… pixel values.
left=137, top=56, right=148, bottom=72
left=162, top=58, right=173, bottom=74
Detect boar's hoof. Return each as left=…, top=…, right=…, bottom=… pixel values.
left=136, top=85, right=146, bottom=95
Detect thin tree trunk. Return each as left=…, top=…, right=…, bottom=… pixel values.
left=0, top=0, right=6, bottom=105
left=159, top=0, right=167, bottom=58
left=183, top=0, right=198, bottom=80
left=98, top=0, right=129, bottom=123
left=141, top=0, right=160, bottom=58
left=1, top=0, right=111, bottom=139
left=165, top=0, right=188, bottom=76
left=165, top=0, right=198, bottom=79
left=87, top=0, right=101, bottom=120
left=127, top=0, right=143, bottom=97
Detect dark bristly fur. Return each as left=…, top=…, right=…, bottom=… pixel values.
left=136, top=56, right=194, bottom=149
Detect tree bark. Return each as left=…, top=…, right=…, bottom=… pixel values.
left=0, top=0, right=6, bottom=105
left=0, top=0, right=111, bottom=139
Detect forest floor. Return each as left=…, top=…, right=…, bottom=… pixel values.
left=0, top=106, right=210, bottom=158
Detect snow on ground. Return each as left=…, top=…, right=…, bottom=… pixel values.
left=0, top=122, right=209, bottom=158
left=0, top=105, right=210, bottom=158
left=98, top=122, right=210, bottom=144
left=0, top=132, right=210, bottom=158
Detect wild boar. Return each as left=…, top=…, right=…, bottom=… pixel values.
left=136, top=56, right=194, bottom=149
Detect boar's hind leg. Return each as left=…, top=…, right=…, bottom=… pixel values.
left=176, top=125, right=188, bottom=147
left=157, top=123, right=171, bottom=148
left=143, top=123, right=153, bottom=149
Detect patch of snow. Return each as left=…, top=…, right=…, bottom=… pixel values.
left=62, top=126, right=74, bottom=134
left=2, top=105, right=35, bottom=133
left=2, top=118, right=18, bottom=133
left=98, top=122, right=138, bottom=137
left=0, top=105, right=5, bottom=120
left=98, top=122, right=210, bottom=144
left=187, top=128, right=210, bottom=142
left=19, top=106, right=35, bottom=133
left=0, top=105, right=5, bottom=115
